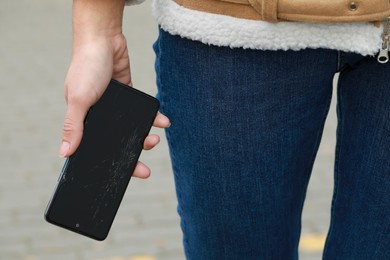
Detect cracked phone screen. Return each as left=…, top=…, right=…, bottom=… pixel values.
left=45, top=80, right=159, bottom=241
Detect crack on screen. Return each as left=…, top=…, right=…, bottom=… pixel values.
left=84, top=127, right=144, bottom=225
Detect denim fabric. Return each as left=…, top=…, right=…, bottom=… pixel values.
left=154, top=28, right=390, bottom=260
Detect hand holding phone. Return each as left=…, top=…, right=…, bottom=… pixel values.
left=45, top=80, right=159, bottom=240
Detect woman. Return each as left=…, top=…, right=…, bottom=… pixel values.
left=60, top=0, right=390, bottom=259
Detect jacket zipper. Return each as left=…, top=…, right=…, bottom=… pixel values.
left=377, top=18, right=390, bottom=63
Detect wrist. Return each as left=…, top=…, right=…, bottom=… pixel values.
left=71, top=33, right=127, bottom=61
left=72, top=0, right=125, bottom=40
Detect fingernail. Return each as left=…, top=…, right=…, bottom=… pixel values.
left=166, top=118, right=171, bottom=128
left=59, top=141, right=70, bottom=158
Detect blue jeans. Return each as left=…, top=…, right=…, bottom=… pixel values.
left=154, top=28, right=390, bottom=260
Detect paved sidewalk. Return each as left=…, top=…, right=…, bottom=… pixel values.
left=0, top=1, right=336, bottom=259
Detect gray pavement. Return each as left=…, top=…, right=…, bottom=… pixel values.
left=0, top=1, right=336, bottom=259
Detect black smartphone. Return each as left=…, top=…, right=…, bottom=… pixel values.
left=44, top=79, right=159, bottom=241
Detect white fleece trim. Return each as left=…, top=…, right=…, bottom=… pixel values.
left=152, top=0, right=383, bottom=56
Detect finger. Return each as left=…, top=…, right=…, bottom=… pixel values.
left=132, top=161, right=151, bottom=179
left=59, top=102, right=89, bottom=158
left=143, top=134, right=160, bottom=150
left=153, top=112, right=171, bottom=128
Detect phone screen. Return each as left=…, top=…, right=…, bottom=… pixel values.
left=45, top=80, right=159, bottom=240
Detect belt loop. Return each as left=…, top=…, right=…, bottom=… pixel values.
left=248, top=0, right=263, bottom=15
left=262, top=0, right=278, bottom=22
left=248, top=0, right=279, bottom=22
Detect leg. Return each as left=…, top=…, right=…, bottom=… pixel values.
left=323, top=54, right=390, bottom=259
left=155, top=29, right=337, bottom=260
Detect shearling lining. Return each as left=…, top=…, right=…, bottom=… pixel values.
left=152, top=0, right=383, bottom=56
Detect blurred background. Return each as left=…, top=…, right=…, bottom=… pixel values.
left=0, top=1, right=336, bottom=259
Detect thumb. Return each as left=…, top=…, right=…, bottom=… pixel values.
left=59, top=103, right=89, bottom=158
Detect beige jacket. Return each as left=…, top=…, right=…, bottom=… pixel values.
left=127, top=0, right=387, bottom=57
left=174, top=0, right=390, bottom=23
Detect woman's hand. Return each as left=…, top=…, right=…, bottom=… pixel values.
left=59, top=0, right=170, bottom=179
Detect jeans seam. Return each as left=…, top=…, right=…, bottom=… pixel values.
left=337, top=51, right=347, bottom=73
left=323, top=74, right=343, bottom=259
left=337, top=51, right=341, bottom=72
left=156, top=30, right=164, bottom=110
left=155, top=30, right=191, bottom=258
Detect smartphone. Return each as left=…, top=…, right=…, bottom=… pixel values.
left=44, top=79, right=159, bottom=241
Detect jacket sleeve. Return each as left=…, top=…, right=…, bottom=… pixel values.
left=125, top=0, right=146, bottom=5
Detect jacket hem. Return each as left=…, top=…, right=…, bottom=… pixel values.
left=152, top=0, right=383, bottom=56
